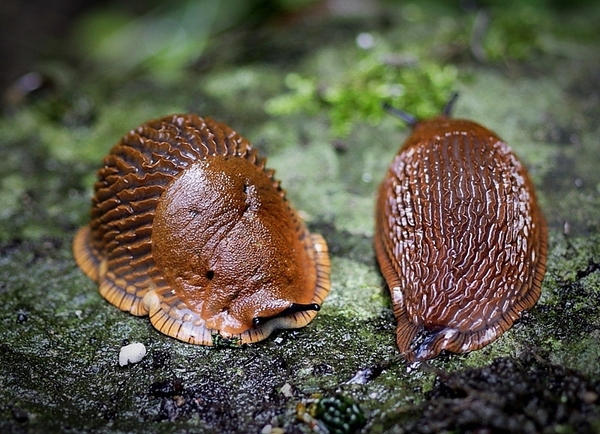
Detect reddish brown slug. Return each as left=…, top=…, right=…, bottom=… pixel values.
left=375, top=98, right=547, bottom=362
left=73, top=114, right=331, bottom=345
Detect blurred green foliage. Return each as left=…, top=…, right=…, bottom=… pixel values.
left=470, top=0, right=600, bottom=60
left=72, top=0, right=241, bottom=80
left=265, top=35, right=458, bottom=137
left=71, top=0, right=321, bottom=81
left=67, top=0, right=600, bottom=138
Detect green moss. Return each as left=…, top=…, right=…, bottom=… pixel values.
left=265, top=38, right=458, bottom=137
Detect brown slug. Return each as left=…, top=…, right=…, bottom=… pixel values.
left=73, top=114, right=331, bottom=345
left=375, top=96, right=547, bottom=361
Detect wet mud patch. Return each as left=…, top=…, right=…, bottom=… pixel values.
left=384, top=352, right=600, bottom=433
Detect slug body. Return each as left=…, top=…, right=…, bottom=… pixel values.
left=73, top=114, right=330, bottom=345
left=375, top=115, right=547, bottom=361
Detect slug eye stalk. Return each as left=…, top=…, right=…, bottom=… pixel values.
left=382, top=91, right=460, bottom=127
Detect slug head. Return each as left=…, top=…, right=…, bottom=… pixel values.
left=151, top=155, right=318, bottom=337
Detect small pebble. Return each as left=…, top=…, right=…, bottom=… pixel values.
left=261, top=426, right=284, bottom=434
left=280, top=383, right=293, bottom=398
left=119, top=342, right=146, bottom=366
left=16, top=311, right=28, bottom=324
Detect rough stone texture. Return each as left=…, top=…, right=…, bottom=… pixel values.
left=1, top=1, right=599, bottom=433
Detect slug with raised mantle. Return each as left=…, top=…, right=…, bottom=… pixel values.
left=73, top=114, right=331, bottom=345
left=375, top=97, right=547, bottom=361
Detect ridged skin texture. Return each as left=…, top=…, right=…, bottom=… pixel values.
left=73, top=114, right=331, bottom=345
left=375, top=117, right=547, bottom=362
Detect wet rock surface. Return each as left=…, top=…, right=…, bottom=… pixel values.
left=1, top=1, right=599, bottom=433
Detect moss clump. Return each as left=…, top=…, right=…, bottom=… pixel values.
left=265, top=35, right=458, bottom=137
left=296, top=394, right=366, bottom=434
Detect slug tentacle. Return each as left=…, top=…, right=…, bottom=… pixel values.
left=442, top=91, right=460, bottom=116
left=73, top=114, right=331, bottom=345
left=382, top=102, right=418, bottom=127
